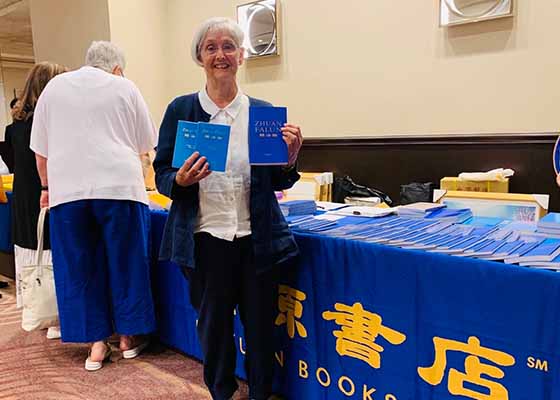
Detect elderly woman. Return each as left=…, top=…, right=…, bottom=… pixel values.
left=31, top=42, right=157, bottom=371
left=154, top=17, right=303, bottom=400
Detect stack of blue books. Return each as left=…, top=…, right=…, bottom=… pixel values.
left=536, top=213, right=560, bottom=238
left=502, top=237, right=550, bottom=264
left=523, top=253, right=560, bottom=270
left=398, top=202, right=446, bottom=218
left=424, top=208, right=473, bottom=224
left=509, top=238, right=560, bottom=264
left=280, top=200, right=317, bottom=217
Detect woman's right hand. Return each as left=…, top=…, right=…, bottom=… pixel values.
left=557, top=173, right=560, bottom=188
left=39, top=190, right=49, bottom=208
left=175, top=152, right=211, bottom=187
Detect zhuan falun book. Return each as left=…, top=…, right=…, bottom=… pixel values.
left=171, top=121, right=230, bottom=172
left=249, top=106, right=288, bottom=165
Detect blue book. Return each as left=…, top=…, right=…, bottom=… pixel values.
left=481, top=240, right=525, bottom=261
left=196, top=122, right=230, bottom=172
left=537, top=213, right=560, bottom=230
left=464, top=238, right=501, bottom=256
left=172, top=121, right=199, bottom=168
left=511, top=238, right=560, bottom=263
left=503, top=238, right=546, bottom=264
left=249, top=106, right=288, bottom=165
left=425, top=208, right=473, bottom=224
left=434, top=236, right=487, bottom=254
left=521, top=252, right=560, bottom=270
left=393, top=222, right=453, bottom=246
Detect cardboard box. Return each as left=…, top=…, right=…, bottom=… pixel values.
left=433, top=190, right=548, bottom=221
left=284, top=172, right=333, bottom=201
left=440, top=177, right=509, bottom=193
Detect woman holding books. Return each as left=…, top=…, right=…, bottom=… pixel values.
left=154, top=17, right=303, bottom=400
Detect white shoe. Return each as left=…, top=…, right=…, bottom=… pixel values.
left=46, top=326, right=61, bottom=340
left=84, top=343, right=112, bottom=371
left=122, top=340, right=149, bottom=359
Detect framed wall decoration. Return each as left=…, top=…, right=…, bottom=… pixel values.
left=237, top=0, right=278, bottom=59
left=553, top=135, right=560, bottom=175
left=440, top=0, right=514, bottom=27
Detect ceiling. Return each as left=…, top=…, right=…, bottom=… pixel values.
left=0, top=0, right=34, bottom=59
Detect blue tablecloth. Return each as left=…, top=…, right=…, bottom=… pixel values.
left=150, top=210, right=560, bottom=400
left=0, top=192, right=12, bottom=253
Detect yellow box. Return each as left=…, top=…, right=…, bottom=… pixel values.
left=0, top=180, right=6, bottom=203
left=148, top=191, right=171, bottom=210
left=285, top=172, right=333, bottom=201
left=1, top=174, right=13, bottom=192
left=440, top=177, right=509, bottom=193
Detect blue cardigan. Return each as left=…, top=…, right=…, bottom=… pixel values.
left=153, top=93, right=300, bottom=272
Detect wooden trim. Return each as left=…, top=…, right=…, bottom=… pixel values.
left=303, top=133, right=558, bottom=147
left=298, top=132, right=560, bottom=210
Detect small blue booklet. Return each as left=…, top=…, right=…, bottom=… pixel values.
left=197, top=122, right=230, bottom=172
left=249, top=106, right=288, bottom=165
left=172, top=121, right=199, bottom=168
left=172, top=120, right=230, bottom=172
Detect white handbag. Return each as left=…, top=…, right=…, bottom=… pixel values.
left=21, top=207, right=59, bottom=331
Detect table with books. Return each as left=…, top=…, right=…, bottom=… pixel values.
left=150, top=202, right=560, bottom=400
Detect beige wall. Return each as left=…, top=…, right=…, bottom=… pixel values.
left=0, top=66, right=30, bottom=140
left=2, top=67, right=29, bottom=107
left=165, top=0, right=560, bottom=137
left=29, top=0, right=110, bottom=69
left=107, top=0, right=168, bottom=125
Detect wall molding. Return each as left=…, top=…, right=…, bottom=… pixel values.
left=303, top=133, right=558, bottom=147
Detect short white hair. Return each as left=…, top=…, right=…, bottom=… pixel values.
left=85, top=41, right=126, bottom=73
left=191, top=17, right=244, bottom=66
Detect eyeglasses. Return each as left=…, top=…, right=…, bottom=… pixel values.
left=201, top=42, right=239, bottom=56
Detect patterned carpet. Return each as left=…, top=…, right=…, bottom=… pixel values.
left=0, top=277, right=249, bottom=400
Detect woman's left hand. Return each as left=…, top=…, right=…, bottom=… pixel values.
left=281, top=123, right=303, bottom=166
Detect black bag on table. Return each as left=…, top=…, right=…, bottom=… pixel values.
left=333, top=175, right=393, bottom=206
left=399, top=182, right=437, bottom=205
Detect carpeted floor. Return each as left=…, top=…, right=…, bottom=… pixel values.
left=0, top=277, right=249, bottom=400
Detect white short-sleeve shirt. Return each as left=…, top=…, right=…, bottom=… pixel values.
left=195, top=87, right=252, bottom=241
left=30, top=66, right=157, bottom=208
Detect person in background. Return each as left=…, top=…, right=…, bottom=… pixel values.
left=6, top=62, right=67, bottom=339
left=0, top=98, right=18, bottom=175
left=154, top=17, right=303, bottom=400
left=0, top=98, right=19, bottom=292
left=30, top=41, right=158, bottom=371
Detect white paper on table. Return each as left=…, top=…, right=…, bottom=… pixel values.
left=316, top=201, right=348, bottom=211
left=313, top=214, right=345, bottom=221
left=328, top=206, right=396, bottom=218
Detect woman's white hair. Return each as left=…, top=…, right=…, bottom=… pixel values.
left=85, top=41, right=126, bottom=73
left=191, top=17, right=244, bottom=66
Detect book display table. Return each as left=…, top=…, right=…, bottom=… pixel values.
left=150, top=210, right=560, bottom=400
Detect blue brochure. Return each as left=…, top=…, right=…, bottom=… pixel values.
left=172, top=121, right=199, bottom=168
left=249, top=106, right=288, bottom=165
left=196, top=122, right=230, bottom=172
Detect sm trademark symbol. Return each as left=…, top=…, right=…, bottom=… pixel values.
left=527, top=357, right=549, bottom=372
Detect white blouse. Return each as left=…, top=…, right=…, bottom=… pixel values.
left=195, top=87, right=252, bottom=241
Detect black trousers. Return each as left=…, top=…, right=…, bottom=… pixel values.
left=183, top=233, right=278, bottom=400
